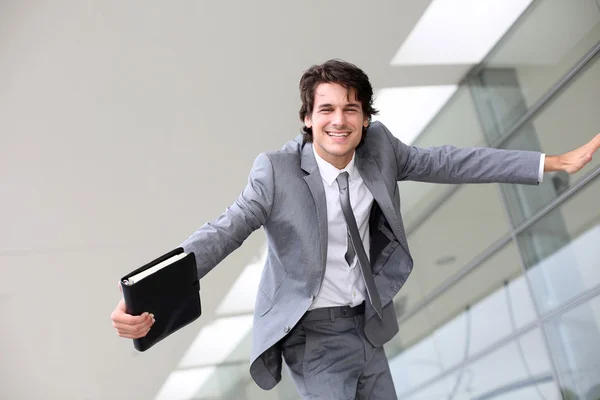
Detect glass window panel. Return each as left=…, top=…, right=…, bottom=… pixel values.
left=426, top=243, right=536, bottom=335
left=399, top=329, right=561, bottom=400
left=189, top=361, right=301, bottom=400
left=389, top=243, right=537, bottom=396
left=222, top=327, right=252, bottom=364
left=428, top=311, right=469, bottom=373
left=478, top=0, right=600, bottom=132
left=183, top=328, right=305, bottom=400
left=403, top=183, right=510, bottom=310
left=467, top=278, right=526, bottom=355
left=392, top=243, right=536, bottom=358
left=428, top=253, right=536, bottom=369
left=517, top=175, right=600, bottom=313
left=401, top=86, right=488, bottom=230
left=544, top=293, right=600, bottom=400
left=500, top=52, right=600, bottom=224
left=508, top=273, right=539, bottom=330
left=393, top=266, right=426, bottom=320
left=191, top=363, right=248, bottom=399
left=389, top=335, right=447, bottom=398
left=390, top=308, right=435, bottom=358
left=453, top=329, right=561, bottom=400
left=401, top=373, right=458, bottom=400
left=411, top=85, right=486, bottom=148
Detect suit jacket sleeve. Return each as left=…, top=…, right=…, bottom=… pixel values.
left=379, top=122, right=541, bottom=185
left=179, top=153, right=275, bottom=279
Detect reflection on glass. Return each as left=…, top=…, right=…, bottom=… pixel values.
left=404, top=373, right=457, bottom=400
left=476, top=0, right=600, bottom=136
left=175, top=325, right=301, bottom=399
left=191, top=363, right=249, bottom=399
left=400, top=329, right=561, bottom=400
left=189, top=361, right=301, bottom=400
left=545, top=293, right=600, bottom=400
left=499, top=54, right=600, bottom=225
left=389, top=245, right=537, bottom=398
left=401, top=86, right=487, bottom=230
left=246, top=369, right=301, bottom=400
left=403, top=183, right=510, bottom=311
left=426, top=243, right=535, bottom=338
left=518, top=176, right=600, bottom=313
left=389, top=333, right=445, bottom=397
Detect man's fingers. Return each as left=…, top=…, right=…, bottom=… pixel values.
left=564, top=134, right=600, bottom=173
left=117, top=329, right=150, bottom=339
left=116, top=328, right=151, bottom=339
left=117, top=332, right=137, bottom=339
left=111, top=286, right=154, bottom=339
left=584, top=133, right=600, bottom=153
left=112, top=319, right=153, bottom=333
left=111, top=300, right=153, bottom=326
left=113, top=312, right=151, bottom=326
left=579, top=134, right=599, bottom=167
left=590, top=133, right=600, bottom=153
left=117, top=298, right=127, bottom=312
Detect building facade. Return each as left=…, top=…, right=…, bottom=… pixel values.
left=385, top=1, right=600, bottom=399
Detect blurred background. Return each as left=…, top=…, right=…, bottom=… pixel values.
left=1, top=0, right=599, bottom=399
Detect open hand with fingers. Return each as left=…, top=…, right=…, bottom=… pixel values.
left=546, top=133, right=600, bottom=174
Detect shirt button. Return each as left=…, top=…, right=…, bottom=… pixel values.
left=284, top=325, right=290, bottom=333
left=310, top=294, right=315, bottom=302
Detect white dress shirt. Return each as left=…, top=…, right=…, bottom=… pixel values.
left=308, top=148, right=546, bottom=311
left=309, top=147, right=372, bottom=310
left=539, top=154, right=545, bottom=183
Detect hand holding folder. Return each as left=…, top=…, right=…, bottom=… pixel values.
left=114, top=247, right=202, bottom=351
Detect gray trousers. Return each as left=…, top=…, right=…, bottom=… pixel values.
left=281, top=306, right=397, bottom=400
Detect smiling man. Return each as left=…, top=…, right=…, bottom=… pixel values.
left=305, top=82, right=369, bottom=169
left=111, top=59, right=600, bottom=399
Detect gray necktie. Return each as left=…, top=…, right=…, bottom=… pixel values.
left=337, top=171, right=383, bottom=319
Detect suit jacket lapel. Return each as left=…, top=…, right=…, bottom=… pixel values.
left=356, top=149, right=411, bottom=258
left=301, top=142, right=328, bottom=270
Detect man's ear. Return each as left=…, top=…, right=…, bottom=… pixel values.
left=363, top=117, right=369, bottom=128
left=305, top=116, right=312, bottom=128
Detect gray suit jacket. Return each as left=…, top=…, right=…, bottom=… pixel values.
left=180, top=121, right=541, bottom=390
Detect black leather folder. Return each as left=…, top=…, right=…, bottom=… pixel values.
left=120, top=247, right=201, bottom=352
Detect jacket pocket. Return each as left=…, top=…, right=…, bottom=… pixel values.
left=255, top=288, right=274, bottom=317
left=259, top=263, right=287, bottom=304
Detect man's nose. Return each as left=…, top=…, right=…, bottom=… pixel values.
left=332, top=109, right=346, bottom=126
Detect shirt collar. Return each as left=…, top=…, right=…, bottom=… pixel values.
left=312, top=145, right=358, bottom=187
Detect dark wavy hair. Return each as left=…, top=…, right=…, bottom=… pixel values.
left=298, top=59, right=378, bottom=144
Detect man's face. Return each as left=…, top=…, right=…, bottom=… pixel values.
left=305, top=82, right=369, bottom=169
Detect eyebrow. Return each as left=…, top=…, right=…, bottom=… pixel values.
left=316, top=102, right=361, bottom=109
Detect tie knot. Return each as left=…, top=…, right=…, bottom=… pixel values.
left=336, top=171, right=350, bottom=191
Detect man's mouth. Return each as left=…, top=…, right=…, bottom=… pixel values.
left=327, top=131, right=350, bottom=138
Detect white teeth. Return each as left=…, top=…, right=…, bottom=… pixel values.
left=328, top=133, right=349, bottom=137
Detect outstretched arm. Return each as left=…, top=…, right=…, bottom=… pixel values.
left=544, top=134, right=600, bottom=174
left=378, top=122, right=540, bottom=185
left=180, top=152, right=275, bottom=280
left=378, top=120, right=599, bottom=184
left=111, top=153, right=275, bottom=340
